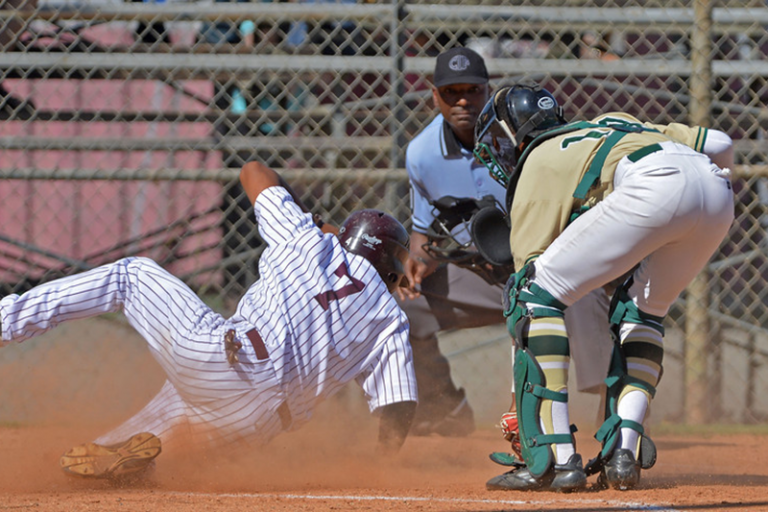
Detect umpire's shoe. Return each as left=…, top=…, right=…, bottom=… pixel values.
left=60, top=432, right=161, bottom=479
left=599, top=448, right=641, bottom=491
left=486, top=454, right=587, bottom=493
left=411, top=391, right=475, bottom=437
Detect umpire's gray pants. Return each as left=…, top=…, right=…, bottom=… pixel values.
left=398, top=263, right=613, bottom=418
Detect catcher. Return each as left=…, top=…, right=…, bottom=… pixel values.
left=474, top=82, right=734, bottom=491
left=401, top=46, right=615, bottom=439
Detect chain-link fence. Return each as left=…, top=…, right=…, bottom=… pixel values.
left=2, top=0, right=768, bottom=426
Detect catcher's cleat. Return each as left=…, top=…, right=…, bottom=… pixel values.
left=486, top=453, right=587, bottom=493
left=598, top=448, right=641, bottom=491
left=59, top=432, right=161, bottom=479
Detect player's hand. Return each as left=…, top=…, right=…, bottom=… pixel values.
left=393, top=275, right=415, bottom=302
left=401, top=232, right=439, bottom=298
left=400, top=253, right=437, bottom=301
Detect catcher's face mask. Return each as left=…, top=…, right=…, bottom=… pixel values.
left=473, top=95, right=518, bottom=189
left=424, top=195, right=499, bottom=264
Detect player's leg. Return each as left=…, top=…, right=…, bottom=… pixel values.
left=2, top=257, right=285, bottom=474
left=1, top=257, right=232, bottom=383
left=94, top=380, right=191, bottom=447
left=600, top=163, right=733, bottom=487
left=531, top=149, right=733, bottom=489
left=0, top=258, right=212, bottom=478
left=486, top=267, right=587, bottom=492
left=1, top=256, right=217, bottom=344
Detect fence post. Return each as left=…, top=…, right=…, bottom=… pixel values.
left=685, top=0, right=714, bottom=425
left=389, top=0, right=407, bottom=171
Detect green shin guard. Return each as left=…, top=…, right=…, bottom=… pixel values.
left=503, top=264, right=574, bottom=479
left=514, top=346, right=574, bottom=479
left=585, top=344, right=658, bottom=476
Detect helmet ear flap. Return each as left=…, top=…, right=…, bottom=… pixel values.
left=385, top=271, right=402, bottom=292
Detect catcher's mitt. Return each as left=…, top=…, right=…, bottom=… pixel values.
left=489, top=411, right=524, bottom=467
left=500, top=411, right=523, bottom=460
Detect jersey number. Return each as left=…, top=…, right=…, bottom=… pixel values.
left=561, top=117, right=645, bottom=149
left=314, top=262, right=366, bottom=310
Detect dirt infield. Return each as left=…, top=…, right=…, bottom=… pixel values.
left=1, top=420, right=767, bottom=511
left=1, top=321, right=767, bottom=511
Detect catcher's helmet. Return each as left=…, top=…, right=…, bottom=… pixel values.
left=473, top=82, right=566, bottom=189
left=338, top=209, right=410, bottom=292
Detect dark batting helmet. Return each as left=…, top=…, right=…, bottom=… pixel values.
left=338, top=209, right=410, bottom=292
left=473, top=82, right=566, bottom=190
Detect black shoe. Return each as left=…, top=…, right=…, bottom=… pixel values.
left=410, top=395, right=475, bottom=437
left=600, top=448, right=641, bottom=490
left=486, top=453, right=587, bottom=492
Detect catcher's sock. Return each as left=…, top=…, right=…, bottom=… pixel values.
left=617, top=388, right=650, bottom=455
left=619, top=323, right=664, bottom=386
left=550, top=392, right=574, bottom=463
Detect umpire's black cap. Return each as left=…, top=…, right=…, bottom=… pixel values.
left=433, top=47, right=489, bottom=88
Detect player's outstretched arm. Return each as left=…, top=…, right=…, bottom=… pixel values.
left=240, top=160, right=281, bottom=205
left=376, top=400, right=417, bottom=455
left=239, top=160, right=338, bottom=235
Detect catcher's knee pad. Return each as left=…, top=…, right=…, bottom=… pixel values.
left=503, top=263, right=567, bottom=346
left=504, top=264, right=572, bottom=478
left=513, top=343, right=574, bottom=479
left=608, top=277, right=665, bottom=339
left=607, top=275, right=665, bottom=390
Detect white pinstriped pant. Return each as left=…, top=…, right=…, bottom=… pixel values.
left=0, top=257, right=286, bottom=451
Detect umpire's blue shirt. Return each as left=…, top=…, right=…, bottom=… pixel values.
left=406, top=114, right=507, bottom=238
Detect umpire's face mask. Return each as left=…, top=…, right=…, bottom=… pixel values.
left=473, top=99, right=518, bottom=189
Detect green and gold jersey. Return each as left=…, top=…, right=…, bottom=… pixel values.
left=509, top=112, right=709, bottom=270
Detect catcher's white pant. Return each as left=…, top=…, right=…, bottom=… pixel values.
left=0, top=257, right=287, bottom=450
left=533, top=141, right=734, bottom=317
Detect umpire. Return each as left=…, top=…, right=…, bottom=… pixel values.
left=400, top=48, right=614, bottom=439
left=399, top=47, right=507, bottom=436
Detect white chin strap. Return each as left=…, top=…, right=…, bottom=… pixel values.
left=498, top=118, right=517, bottom=147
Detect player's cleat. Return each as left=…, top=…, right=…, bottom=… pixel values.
left=410, top=394, right=476, bottom=437
left=486, top=453, right=587, bottom=493
left=598, top=448, right=641, bottom=491
left=59, top=432, right=161, bottom=479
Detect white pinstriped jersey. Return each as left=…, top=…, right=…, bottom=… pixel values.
left=0, top=185, right=417, bottom=450
left=233, top=186, right=418, bottom=429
